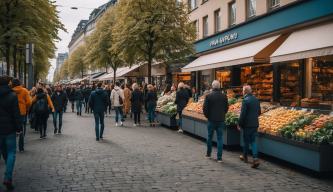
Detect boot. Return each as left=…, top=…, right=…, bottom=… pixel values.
left=251, top=159, right=260, bottom=168
left=240, top=155, right=248, bottom=163
left=54, top=128, right=57, bottom=134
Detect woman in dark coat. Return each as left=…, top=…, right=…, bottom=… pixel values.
left=175, top=82, right=190, bottom=133
left=146, top=84, right=158, bottom=126
left=130, top=83, right=144, bottom=126
left=68, top=86, right=76, bottom=112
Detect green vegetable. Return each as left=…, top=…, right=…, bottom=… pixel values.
left=225, top=112, right=239, bottom=126
left=279, top=114, right=318, bottom=139
left=228, top=98, right=237, bottom=105
left=309, top=121, right=333, bottom=145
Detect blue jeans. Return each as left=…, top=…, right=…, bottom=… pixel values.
left=53, top=111, right=63, bottom=130
left=19, top=115, right=27, bottom=151
left=207, top=121, right=224, bottom=160
left=177, top=111, right=183, bottom=128
left=76, top=100, right=83, bottom=114
left=0, top=134, right=17, bottom=181
left=94, top=112, right=105, bottom=139
left=148, top=104, right=156, bottom=123
left=114, top=107, right=124, bottom=123
left=242, top=127, right=258, bottom=159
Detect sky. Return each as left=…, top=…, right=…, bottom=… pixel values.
left=47, top=0, right=109, bottom=81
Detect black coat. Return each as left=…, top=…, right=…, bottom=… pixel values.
left=131, top=90, right=144, bottom=113
left=203, top=89, right=229, bottom=122
left=0, top=85, right=22, bottom=135
left=145, top=91, right=157, bottom=107
left=239, top=94, right=261, bottom=129
left=68, top=89, right=76, bottom=101
left=75, top=88, right=84, bottom=101
left=175, top=88, right=190, bottom=112
left=83, top=87, right=92, bottom=102
left=89, top=88, right=108, bottom=113
left=51, top=91, right=68, bottom=112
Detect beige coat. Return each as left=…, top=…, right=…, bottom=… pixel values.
left=123, top=87, right=131, bottom=114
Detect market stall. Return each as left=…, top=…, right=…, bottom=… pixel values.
left=155, top=92, right=177, bottom=128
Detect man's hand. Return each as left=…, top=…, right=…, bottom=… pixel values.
left=52, top=109, right=55, bottom=113
left=237, top=125, right=241, bottom=131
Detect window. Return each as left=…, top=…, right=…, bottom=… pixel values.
left=228, top=1, right=236, bottom=26
left=268, top=0, right=280, bottom=10
left=203, top=16, right=208, bottom=38
left=192, top=20, right=199, bottom=39
left=188, top=0, right=197, bottom=11
left=247, top=0, right=256, bottom=18
left=214, top=9, right=221, bottom=33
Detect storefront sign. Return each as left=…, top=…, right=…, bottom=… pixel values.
left=209, top=33, right=238, bottom=47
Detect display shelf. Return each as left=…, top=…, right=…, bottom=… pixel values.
left=156, top=112, right=177, bottom=129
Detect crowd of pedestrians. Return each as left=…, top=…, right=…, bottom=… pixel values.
left=0, top=74, right=261, bottom=190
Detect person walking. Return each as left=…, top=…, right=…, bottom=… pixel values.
left=146, top=84, right=158, bottom=127
left=131, top=83, right=144, bottom=126
left=203, top=80, right=228, bottom=163
left=123, top=84, right=132, bottom=118
left=68, top=86, right=76, bottom=113
left=51, top=85, right=68, bottom=134
left=238, top=85, right=261, bottom=168
left=75, top=85, right=84, bottom=116
left=0, top=76, right=22, bottom=190
left=104, top=85, right=112, bottom=115
left=29, top=87, right=37, bottom=131
left=32, top=88, right=55, bottom=139
left=11, top=79, right=32, bottom=152
left=89, top=82, right=108, bottom=141
left=83, top=85, right=92, bottom=114
left=175, top=82, right=190, bottom=133
left=111, top=82, right=125, bottom=126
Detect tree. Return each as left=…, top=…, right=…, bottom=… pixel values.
left=85, top=7, right=124, bottom=82
left=112, top=0, right=195, bottom=83
left=0, top=0, right=65, bottom=80
left=69, top=45, right=88, bottom=78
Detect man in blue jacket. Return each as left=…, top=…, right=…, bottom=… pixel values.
left=238, top=85, right=261, bottom=168
left=89, top=82, right=108, bottom=141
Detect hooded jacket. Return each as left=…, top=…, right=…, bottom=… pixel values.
left=111, top=86, right=124, bottom=107
left=89, top=87, right=108, bottom=113
left=0, top=85, right=22, bottom=135
left=12, top=85, right=32, bottom=115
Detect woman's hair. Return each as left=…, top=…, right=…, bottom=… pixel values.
left=178, top=82, right=185, bottom=89
left=164, top=84, right=171, bottom=94
left=132, top=83, right=139, bottom=90
left=147, top=84, right=154, bottom=91
left=37, top=88, right=44, bottom=94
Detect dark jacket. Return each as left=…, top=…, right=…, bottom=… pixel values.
left=83, top=87, right=92, bottom=102
left=68, top=88, right=76, bottom=101
left=75, top=88, right=84, bottom=101
left=51, top=91, right=68, bottom=112
left=89, top=88, right=108, bottom=113
left=145, top=91, right=157, bottom=107
left=203, top=89, right=229, bottom=122
left=0, top=85, right=22, bottom=135
left=131, top=89, right=144, bottom=113
left=238, top=94, right=261, bottom=128
left=175, top=88, right=190, bottom=112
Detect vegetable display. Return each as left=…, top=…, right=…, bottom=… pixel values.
left=160, top=102, right=177, bottom=116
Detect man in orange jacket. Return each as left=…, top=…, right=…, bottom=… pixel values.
left=11, top=79, right=32, bottom=152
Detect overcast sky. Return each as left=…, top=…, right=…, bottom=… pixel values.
left=47, top=0, right=109, bottom=81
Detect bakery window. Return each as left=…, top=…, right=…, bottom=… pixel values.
left=280, top=62, right=301, bottom=107
left=302, top=56, right=333, bottom=110
left=216, top=69, right=231, bottom=89
left=241, top=64, right=273, bottom=102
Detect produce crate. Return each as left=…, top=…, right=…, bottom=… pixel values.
left=240, top=132, right=333, bottom=172
left=156, top=112, right=177, bottom=128
left=182, top=114, right=240, bottom=146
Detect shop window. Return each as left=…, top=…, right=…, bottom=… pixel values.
left=246, top=0, right=256, bottom=19
left=216, top=70, right=231, bottom=88
left=241, top=64, right=273, bottom=101
left=203, top=16, right=208, bottom=38
left=279, top=62, right=301, bottom=106
left=214, top=9, right=221, bottom=33
left=192, top=20, right=199, bottom=39
left=228, top=1, right=236, bottom=27
left=188, top=0, right=197, bottom=11
left=268, top=0, right=280, bottom=11
left=302, top=56, right=333, bottom=110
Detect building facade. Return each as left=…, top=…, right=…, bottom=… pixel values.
left=55, top=52, right=68, bottom=73
left=182, top=0, right=333, bottom=110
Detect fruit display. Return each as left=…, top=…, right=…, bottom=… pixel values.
left=260, top=102, right=277, bottom=114
left=228, top=98, right=238, bottom=105
left=185, top=102, right=204, bottom=114
left=160, top=102, right=177, bottom=116
left=228, top=102, right=242, bottom=115
left=259, top=108, right=306, bottom=135
left=295, top=115, right=333, bottom=140
left=156, top=92, right=176, bottom=110
left=310, top=121, right=333, bottom=144
left=279, top=114, right=318, bottom=139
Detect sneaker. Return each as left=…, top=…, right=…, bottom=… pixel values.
left=120, top=122, right=123, bottom=126
left=251, top=159, right=260, bottom=168
left=96, top=138, right=99, bottom=141
left=133, top=124, right=137, bottom=127
left=217, top=159, right=223, bottom=163
left=100, top=136, right=103, bottom=140
left=240, top=155, right=248, bottom=163
left=177, top=129, right=183, bottom=133
left=54, top=129, right=57, bottom=134
left=58, top=130, right=62, bottom=134
left=115, top=123, right=119, bottom=127
left=205, top=155, right=211, bottom=159
left=3, top=180, right=14, bottom=191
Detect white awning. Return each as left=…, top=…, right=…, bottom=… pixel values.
left=271, top=22, right=333, bottom=63
left=98, top=64, right=141, bottom=81
left=182, top=35, right=280, bottom=72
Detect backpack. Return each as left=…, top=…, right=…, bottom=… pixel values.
left=35, top=96, right=49, bottom=114
left=118, top=90, right=123, bottom=105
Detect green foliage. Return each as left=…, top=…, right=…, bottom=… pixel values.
left=161, top=102, right=177, bottom=116
left=69, top=45, right=88, bottom=78
left=309, top=121, right=333, bottom=145
left=228, top=98, right=238, bottom=105
left=112, top=0, right=196, bottom=82
left=225, top=112, right=239, bottom=126
left=279, top=114, right=318, bottom=139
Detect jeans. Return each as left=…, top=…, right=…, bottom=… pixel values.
left=53, top=111, right=63, bottom=131
left=94, top=112, right=105, bottom=139
left=242, top=127, right=258, bottom=159
left=36, top=115, right=48, bottom=137
left=177, top=111, right=183, bottom=128
left=207, top=121, right=224, bottom=160
left=0, top=134, right=17, bottom=181
left=114, top=106, right=124, bottom=123
left=70, top=101, right=75, bottom=112
left=76, top=100, right=83, bottom=114
left=147, top=104, right=156, bottom=123
left=133, top=112, right=140, bottom=124
left=18, top=115, right=27, bottom=151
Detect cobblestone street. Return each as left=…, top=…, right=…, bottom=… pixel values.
left=0, top=111, right=332, bottom=192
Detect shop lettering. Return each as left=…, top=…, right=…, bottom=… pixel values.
left=209, top=32, right=238, bottom=47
